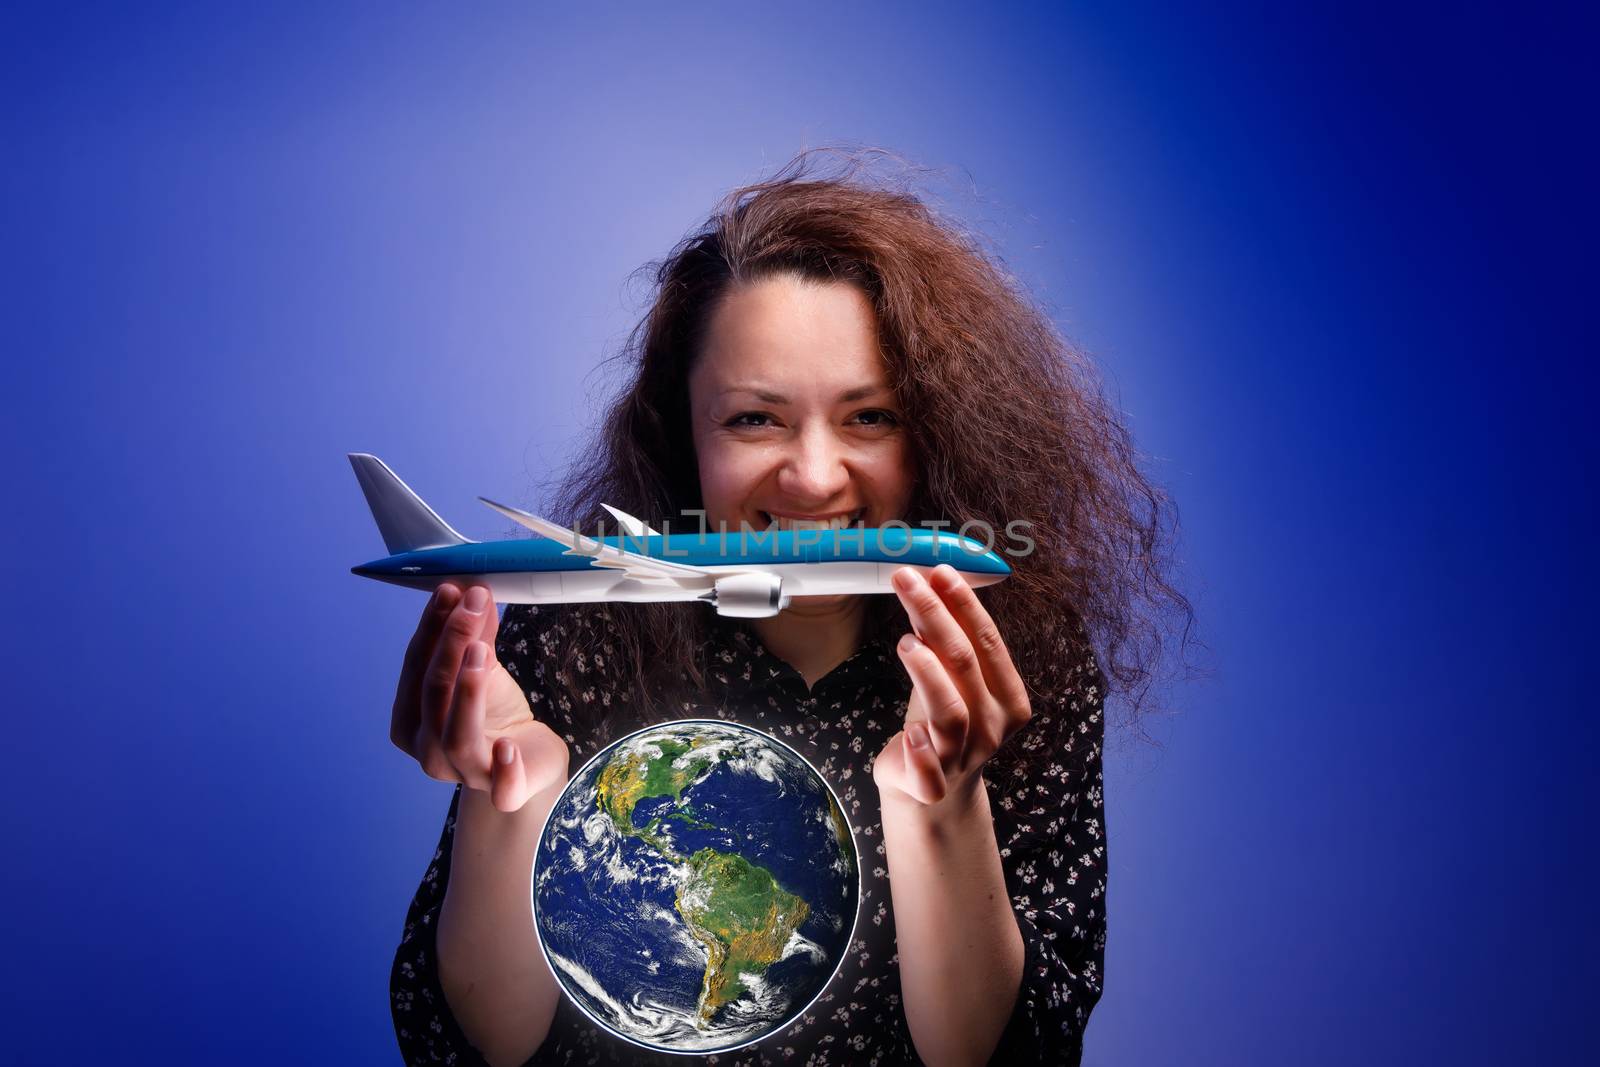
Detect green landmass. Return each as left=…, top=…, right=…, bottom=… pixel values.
left=595, top=736, right=716, bottom=854
left=676, top=848, right=810, bottom=1022
left=667, top=807, right=717, bottom=830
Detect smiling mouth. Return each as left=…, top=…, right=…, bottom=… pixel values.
left=758, top=509, right=866, bottom=532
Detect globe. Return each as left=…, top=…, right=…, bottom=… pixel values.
left=532, top=719, right=860, bottom=1054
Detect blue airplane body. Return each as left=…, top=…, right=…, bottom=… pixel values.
left=356, top=528, right=1009, bottom=578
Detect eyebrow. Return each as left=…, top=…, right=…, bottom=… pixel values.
left=721, top=384, right=892, bottom=404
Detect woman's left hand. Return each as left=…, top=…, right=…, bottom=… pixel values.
left=873, top=563, right=1033, bottom=809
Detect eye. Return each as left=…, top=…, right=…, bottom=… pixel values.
left=851, top=409, right=900, bottom=428
left=725, top=411, right=776, bottom=429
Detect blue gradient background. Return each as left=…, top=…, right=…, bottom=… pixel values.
left=5, top=4, right=1588, bottom=1064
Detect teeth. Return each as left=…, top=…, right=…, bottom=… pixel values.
left=765, top=511, right=863, bottom=532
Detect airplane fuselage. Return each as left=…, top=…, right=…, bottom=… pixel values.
left=352, top=528, right=1010, bottom=605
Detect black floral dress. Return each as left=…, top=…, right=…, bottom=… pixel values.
left=391, top=604, right=1107, bottom=1065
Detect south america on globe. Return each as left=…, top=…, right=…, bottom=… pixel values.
left=532, top=719, right=860, bottom=1054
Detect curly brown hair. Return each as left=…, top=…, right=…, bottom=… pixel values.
left=541, top=147, right=1197, bottom=771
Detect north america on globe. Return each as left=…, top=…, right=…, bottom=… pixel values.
left=533, top=720, right=860, bottom=1054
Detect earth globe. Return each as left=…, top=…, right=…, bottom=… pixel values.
left=532, top=719, right=860, bottom=1054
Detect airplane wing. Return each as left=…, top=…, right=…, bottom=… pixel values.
left=479, top=497, right=716, bottom=587
left=600, top=503, right=660, bottom=537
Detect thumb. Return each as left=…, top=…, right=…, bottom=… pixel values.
left=490, top=738, right=530, bottom=813
left=901, top=687, right=931, bottom=732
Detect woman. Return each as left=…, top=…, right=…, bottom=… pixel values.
left=389, top=150, right=1191, bottom=1065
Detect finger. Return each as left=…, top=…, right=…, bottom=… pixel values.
left=475, top=585, right=502, bottom=648
left=900, top=722, right=947, bottom=804
left=391, top=583, right=462, bottom=755
left=418, top=584, right=494, bottom=754
left=892, top=568, right=987, bottom=707
left=490, top=738, right=530, bottom=813
left=442, top=641, right=495, bottom=791
left=897, top=632, right=967, bottom=759
left=929, top=565, right=1031, bottom=721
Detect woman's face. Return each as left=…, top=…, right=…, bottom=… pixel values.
left=688, top=273, right=915, bottom=543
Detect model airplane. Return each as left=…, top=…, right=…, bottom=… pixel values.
left=348, top=453, right=1009, bottom=618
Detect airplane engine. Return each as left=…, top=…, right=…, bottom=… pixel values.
left=705, top=573, right=790, bottom=618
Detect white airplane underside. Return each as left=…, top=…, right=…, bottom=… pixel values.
left=402, top=561, right=961, bottom=609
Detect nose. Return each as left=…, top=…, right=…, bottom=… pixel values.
left=777, top=424, right=851, bottom=505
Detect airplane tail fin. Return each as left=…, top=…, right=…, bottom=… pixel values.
left=348, top=453, right=471, bottom=554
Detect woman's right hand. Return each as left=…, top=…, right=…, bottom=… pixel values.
left=391, top=582, right=569, bottom=812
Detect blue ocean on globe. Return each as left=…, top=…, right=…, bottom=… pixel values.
left=532, top=719, right=860, bottom=1053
